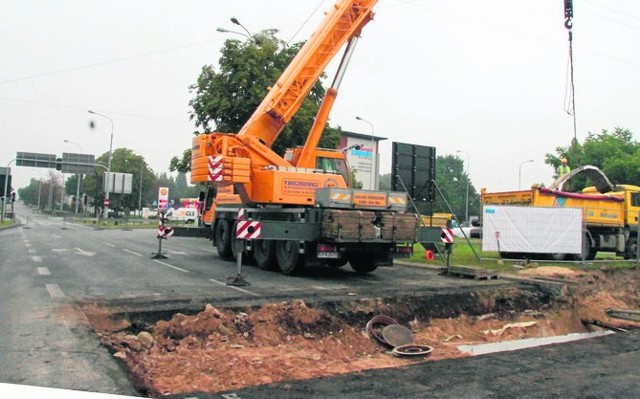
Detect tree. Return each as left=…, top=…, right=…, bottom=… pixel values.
left=83, top=148, right=156, bottom=212
left=545, top=127, right=639, bottom=189
left=171, top=30, right=342, bottom=173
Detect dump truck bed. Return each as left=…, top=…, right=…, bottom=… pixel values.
left=481, top=186, right=625, bottom=227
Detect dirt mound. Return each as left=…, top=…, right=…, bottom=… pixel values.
left=88, top=267, right=640, bottom=396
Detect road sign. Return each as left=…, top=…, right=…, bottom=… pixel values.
left=440, top=228, right=454, bottom=243
left=16, top=152, right=57, bottom=169
left=103, top=198, right=110, bottom=207
left=61, top=152, right=96, bottom=174
left=158, top=187, right=169, bottom=209
left=157, top=225, right=174, bottom=238
left=104, top=172, right=133, bottom=194
left=236, top=220, right=261, bottom=239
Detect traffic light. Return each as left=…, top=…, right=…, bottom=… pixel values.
left=83, top=194, right=88, bottom=206
left=55, top=158, right=62, bottom=171
left=11, top=192, right=15, bottom=203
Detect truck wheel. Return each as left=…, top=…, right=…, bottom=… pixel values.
left=276, top=240, right=304, bottom=275
left=625, top=236, right=638, bottom=260
left=326, top=258, right=348, bottom=268
left=253, top=240, right=276, bottom=270
left=349, top=253, right=378, bottom=273
left=570, top=232, right=596, bottom=261
left=215, top=219, right=233, bottom=260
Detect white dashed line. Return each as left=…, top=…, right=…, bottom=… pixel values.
left=102, top=241, right=116, bottom=248
left=37, top=267, right=51, bottom=276
left=209, top=278, right=261, bottom=297
left=32, top=256, right=42, bottom=263
left=152, top=260, right=190, bottom=273
left=122, top=248, right=143, bottom=257
left=45, top=284, right=66, bottom=298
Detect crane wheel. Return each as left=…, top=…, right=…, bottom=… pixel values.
left=215, top=219, right=233, bottom=260
left=253, top=240, right=276, bottom=270
left=275, top=240, right=304, bottom=275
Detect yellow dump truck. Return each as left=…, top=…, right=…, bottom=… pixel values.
left=480, top=184, right=640, bottom=260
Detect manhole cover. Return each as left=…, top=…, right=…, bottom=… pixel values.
left=392, top=344, right=433, bottom=357
left=381, top=324, right=414, bottom=347
left=366, top=315, right=399, bottom=347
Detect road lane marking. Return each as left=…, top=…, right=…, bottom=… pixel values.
left=45, top=284, right=66, bottom=298
left=123, top=248, right=143, bottom=257
left=152, top=260, right=189, bottom=273
left=28, top=249, right=37, bottom=254
left=200, top=248, right=216, bottom=253
left=32, top=256, right=42, bottom=263
left=209, top=279, right=261, bottom=297
left=25, top=243, right=31, bottom=248
left=74, top=247, right=95, bottom=257
left=102, top=241, right=116, bottom=248
left=37, top=267, right=51, bottom=276
left=311, top=284, right=349, bottom=290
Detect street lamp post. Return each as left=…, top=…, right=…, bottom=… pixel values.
left=64, top=139, right=83, bottom=215
left=129, top=149, right=146, bottom=217
left=88, top=110, right=113, bottom=219
left=519, top=159, right=534, bottom=190
left=456, top=150, right=470, bottom=224
left=355, top=116, right=376, bottom=190
left=216, top=27, right=252, bottom=40
left=231, top=17, right=254, bottom=39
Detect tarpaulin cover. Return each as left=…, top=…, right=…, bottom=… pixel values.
left=482, top=205, right=582, bottom=254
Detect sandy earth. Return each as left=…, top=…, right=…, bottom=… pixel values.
left=87, top=266, right=640, bottom=397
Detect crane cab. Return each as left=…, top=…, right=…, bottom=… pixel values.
left=284, top=146, right=352, bottom=188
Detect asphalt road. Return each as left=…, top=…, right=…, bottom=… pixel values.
left=0, top=204, right=510, bottom=396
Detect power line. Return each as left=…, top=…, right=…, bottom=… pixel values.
left=0, top=39, right=221, bottom=85
left=0, top=96, right=189, bottom=123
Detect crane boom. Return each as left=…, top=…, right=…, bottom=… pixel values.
left=192, top=0, right=379, bottom=206
left=238, top=0, right=377, bottom=148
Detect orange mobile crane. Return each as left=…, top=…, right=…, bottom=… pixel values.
left=191, top=0, right=423, bottom=275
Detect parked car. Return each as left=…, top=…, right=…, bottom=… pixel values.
left=451, top=220, right=473, bottom=238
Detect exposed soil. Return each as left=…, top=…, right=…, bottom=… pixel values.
left=85, top=266, right=640, bottom=397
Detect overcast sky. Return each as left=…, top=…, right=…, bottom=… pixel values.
left=2, top=0, right=638, bottom=196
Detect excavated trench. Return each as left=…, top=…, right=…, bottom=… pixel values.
left=81, top=266, right=640, bottom=397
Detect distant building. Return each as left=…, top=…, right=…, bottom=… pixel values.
left=340, top=131, right=387, bottom=190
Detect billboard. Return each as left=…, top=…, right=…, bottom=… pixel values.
left=391, top=142, right=436, bottom=202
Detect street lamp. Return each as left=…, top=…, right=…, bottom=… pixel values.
left=64, top=139, right=83, bottom=215
left=230, top=17, right=254, bottom=39
left=216, top=27, right=252, bottom=40
left=456, top=150, right=470, bottom=224
left=129, top=149, right=146, bottom=217
left=88, top=110, right=113, bottom=219
left=355, top=116, right=376, bottom=190
left=518, top=159, right=534, bottom=190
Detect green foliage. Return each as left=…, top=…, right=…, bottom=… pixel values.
left=432, top=155, right=478, bottom=222
left=181, top=29, right=341, bottom=172
left=545, top=127, right=639, bottom=189
left=82, top=148, right=156, bottom=211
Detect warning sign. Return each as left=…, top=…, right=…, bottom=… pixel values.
left=353, top=192, right=387, bottom=207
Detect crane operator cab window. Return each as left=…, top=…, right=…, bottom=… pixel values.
left=316, top=157, right=350, bottom=187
